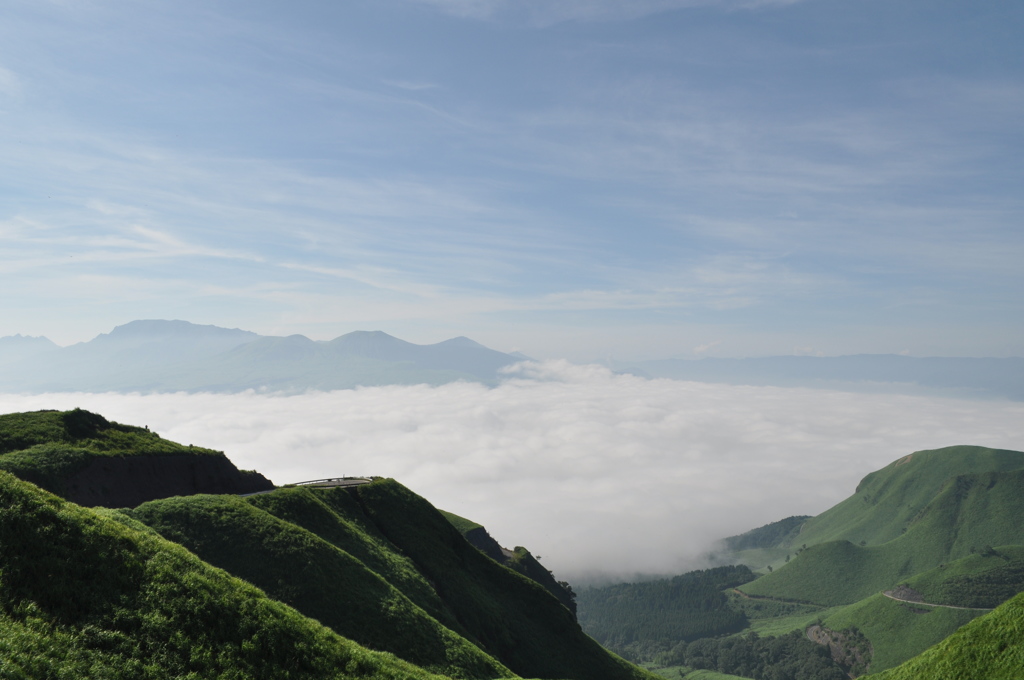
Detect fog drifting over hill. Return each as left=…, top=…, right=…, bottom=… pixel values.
left=4, top=361, right=1023, bottom=581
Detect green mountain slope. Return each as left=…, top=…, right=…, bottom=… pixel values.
left=0, top=408, right=272, bottom=506
left=866, top=590, right=1024, bottom=680
left=0, top=471, right=448, bottom=680
left=130, top=493, right=509, bottom=680
left=740, top=464, right=1024, bottom=605
left=347, top=479, right=652, bottom=680
left=442, top=510, right=578, bottom=615
left=793, top=445, right=1024, bottom=549
left=0, top=408, right=659, bottom=680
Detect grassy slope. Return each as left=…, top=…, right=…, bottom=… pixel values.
left=248, top=486, right=460, bottom=630
left=0, top=471, right=448, bottom=680
left=440, top=511, right=577, bottom=614
left=793, top=446, right=1024, bottom=549
left=439, top=509, right=484, bottom=534
left=129, top=492, right=511, bottom=680
left=349, top=479, right=657, bottom=680
left=907, top=545, right=1024, bottom=606
left=823, top=593, right=982, bottom=672
left=0, top=409, right=224, bottom=495
left=740, top=466, right=1024, bottom=605
left=866, top=590, right=1024, bottom=680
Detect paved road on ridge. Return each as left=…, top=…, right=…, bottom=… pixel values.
left=239, top=477, right=372, bottom=498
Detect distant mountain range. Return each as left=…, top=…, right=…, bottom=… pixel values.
left=0, top=320, right=526, bottom=393
left=611, top=354, right=1024, bottom=401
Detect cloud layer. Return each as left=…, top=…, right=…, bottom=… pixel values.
left=3, top=363, right=1023, bottom=581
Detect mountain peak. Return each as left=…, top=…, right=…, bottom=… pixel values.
left=106, top=320, right=258, bottom=340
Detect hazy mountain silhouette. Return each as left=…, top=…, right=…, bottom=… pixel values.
left=611, top=354, right=1024, bottom=401
left=0, top=334, right=59, bottom=367
left=0, top=320, right=525, bottom=393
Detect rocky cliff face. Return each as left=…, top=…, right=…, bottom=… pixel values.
left=62, top=453, right=274, bottom=508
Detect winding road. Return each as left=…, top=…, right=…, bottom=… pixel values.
left=880, top=591, right=993, bottom=611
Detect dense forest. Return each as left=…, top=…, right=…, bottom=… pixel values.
left=576, top=565, right=754, bottom=660
left=657, top=630, right=852, bottom=680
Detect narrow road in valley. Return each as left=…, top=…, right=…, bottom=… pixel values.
left=881, top=591, right=993, bottom=611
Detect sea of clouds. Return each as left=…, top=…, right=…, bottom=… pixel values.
left=3, top=360, right=1023, bottom=582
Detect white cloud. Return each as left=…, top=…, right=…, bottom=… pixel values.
left=3, top=363, right=1022, bottom=581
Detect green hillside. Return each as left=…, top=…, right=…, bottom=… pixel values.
left=0, top=408, right=659, bottom=680
left=791, top=446, right=1024, bottom=549
left=0, top=408, right=271, bottom=506
left=350, top=479, right=652, bottom=680
left=0, top=470, right=448, bottom=680
left=577, top=445, right=1024, bottom=678
left=442, top=511, right=578, bottom=615
left=866, top=590, right=1024, bottom=680
left=740, top=465, right=1024, bottom=605
left=129, top=492, right=509, bottom=680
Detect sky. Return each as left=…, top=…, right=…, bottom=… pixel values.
left=3, top=364, right=1023, bottom=580
left=1, top=0, right=1022, bottom=360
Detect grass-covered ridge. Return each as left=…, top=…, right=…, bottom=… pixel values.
left=794, top=445, right=1024, bottom=550
left=865, top=590, right=1024, bottom=679
left=0, top=470, right=449, bottom=680
left=130, top=491, right=510, bottom=679
left=351, top=478, right=655, bottom=680
left=0, top=408, right=270, bottom=504
left=0, top=408, right=659, bottom=680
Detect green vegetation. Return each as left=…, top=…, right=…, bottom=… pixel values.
left=740, top=466, right=1024, bottom=606
left=866, top=590, right=1024, bottom=680
left=129, top=492, right=509, bottom=679
left=906, top=546, right=1024, bottom=608
left=648, top=666, right=750, bottom=679
left=576, top=566, right=755, bottom=660
left=582, top=445, right=1024, bottom=679
left=440, top=509, right=484, bottom=534
left=350, top=479, right=654, bottom=680
left=819, top=593, right=981, bottom=672
left=0, top=470, right=449, bottom=680
left=655, top=630, right=848, bottom=680
left=0, top=408, right=660, bottom=680
left=723, top=516, right=810, bottom=552
left=0, top=409, right=242, bottom=501
left=792, top=446, right=1024, bottom=550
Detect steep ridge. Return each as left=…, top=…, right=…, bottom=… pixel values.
left=130, top=492, right=510, bottom=680
left=740, top=464, right=1024, bottom=605
left=794, top=446, right=1024, bottom=548
left=0, top=409, right=272, bottom=505
left=0, top=471, right=449, bottom=680
left=351, top=479, right=651, bottom=680
left=0, top=407, right=656, bottom=680
left=442, top=510, right=578, bottom=616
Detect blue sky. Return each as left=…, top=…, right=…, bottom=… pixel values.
left=1, top=0, right=1021, bottom=360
